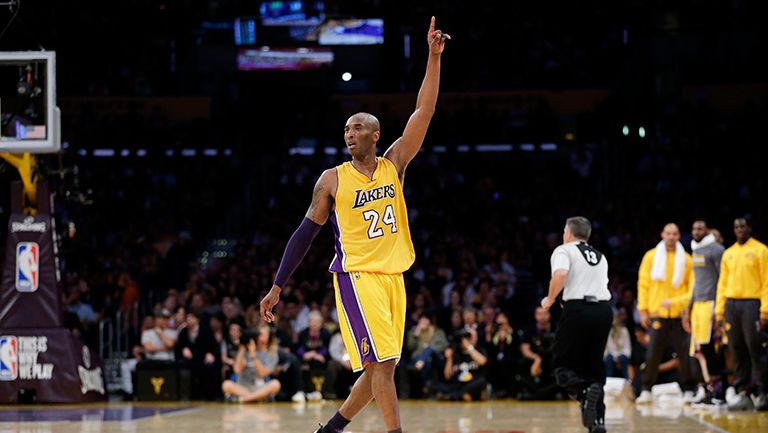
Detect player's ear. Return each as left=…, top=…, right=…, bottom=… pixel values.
left=372, top=130, right=381, bottom=142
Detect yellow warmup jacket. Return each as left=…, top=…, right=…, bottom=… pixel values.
left=637, top=248, right=694, bottom=318
left=715, top=237, right=768, bottom=320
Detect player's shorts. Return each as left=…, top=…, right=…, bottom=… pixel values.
left=689, top=300, right=714, bottom=356
left=333, top=271, right=406, bottom=372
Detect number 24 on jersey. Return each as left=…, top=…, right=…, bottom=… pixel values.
left=363, top=205, right=397, bottom=239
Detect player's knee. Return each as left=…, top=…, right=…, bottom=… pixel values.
left=379, top=359, right=397, bottom=374
left=366, top=359, right=396, bottom=376
left=270, top=379, right=282, bottom=393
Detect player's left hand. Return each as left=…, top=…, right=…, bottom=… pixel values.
left=260, top=285, right=282, bottom=323
left=540, top=296, right=554, bottom=311
left=427, top=16, right=451, bottom=54
left=682, top=310, right=692, bottom=333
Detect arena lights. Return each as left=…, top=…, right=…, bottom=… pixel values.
left=639, top=126, right=646, bottom=138
left=69, top=148, right=231, bottom=157
left=288, top=143, right=560, bottom=155
left=622, top=125, right=629, bottom=136
left=476, top=144, right=513, bottom=152
left=342, top=72, right=352, bottom=82
left=93, top=149, right=115, bottom=157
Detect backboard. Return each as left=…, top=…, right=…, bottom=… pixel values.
left=0, top=51, right=60, bottom=153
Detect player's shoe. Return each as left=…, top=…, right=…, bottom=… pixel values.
left=312, top=424, right=325, bottom=433
left=581, top=383, right=602, bottom=429
left=635, top=390, right=653, bottom=404
left=755, top=394, right=768, bottom=411
left=589, top=421, right=606, bottom=433
left=727, top=392, right=754, bottom=411
left=292, top=391, right=307, bottom=403
left=683, top=390, right=696, bottom=404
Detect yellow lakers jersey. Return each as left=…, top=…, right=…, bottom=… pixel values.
left=329, top=157, right=415, bottom=274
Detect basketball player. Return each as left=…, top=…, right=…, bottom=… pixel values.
left=635, top=223, right=694, bottom=404
left=684, top=220, right=725, bottom=404
left=541, top=216, right=612, bottom=433
left=715, top=217, right=768, bottom=411
left=260, top=17, right=450, bottom=433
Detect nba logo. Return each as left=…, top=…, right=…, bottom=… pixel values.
left=16, top=242, right=40, bottom=292
left=0, top=336, right=18, bottom=381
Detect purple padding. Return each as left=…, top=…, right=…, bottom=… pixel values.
left=273, top=217, right=322, bottom=287
left=0, top=406, right=193, bottom=422
left=336, top=273, right=376, bottom=365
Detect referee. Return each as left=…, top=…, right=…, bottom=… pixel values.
left=541, top=216, right=612, bottom=433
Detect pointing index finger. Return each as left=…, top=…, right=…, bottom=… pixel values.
left=430, top=16, right=435, bottom=33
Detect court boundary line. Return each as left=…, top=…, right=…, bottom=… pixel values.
left=683, top=412, right=730, bottom=433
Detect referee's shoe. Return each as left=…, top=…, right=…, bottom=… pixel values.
left=581, top=383, right=606, bottom=433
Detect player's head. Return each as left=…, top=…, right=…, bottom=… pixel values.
left=710, top=228, right=724, bottom=244
left=661, top=223, right=680, bottom=249
left=734, top=217, right=752, bottom=243
left=564, top=216, right=592, bottom=243
left=692, top=219, right=708, bottom=242
left=344, top=112, right=381, bottom=158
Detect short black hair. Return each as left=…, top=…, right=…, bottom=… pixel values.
left=418, top=312, right=434, bottom=323
left=735, top=216, right=753, bottom=228
left=566, top=216, right=592, bottom=241
left=692, top=218, right=708, bottom=227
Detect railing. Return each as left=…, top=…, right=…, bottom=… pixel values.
left=98, top=301, right=139, bottom=392
left=98, top=301, right=139, bottom=360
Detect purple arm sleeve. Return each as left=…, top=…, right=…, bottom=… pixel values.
left=274, top=217, right=323, bottom=287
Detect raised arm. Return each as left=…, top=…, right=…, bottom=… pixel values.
left=259, top=169, right=337, bottom=322
left=384, top=16, right=450, bottom=177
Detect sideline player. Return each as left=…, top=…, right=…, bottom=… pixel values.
left=684, top=220, right=725, bottom=404
left=715, top=217, right=768, bottom=411
left=635, top=223, right=694, bottom=404
left=260, top=17, right=450, bottom=433
left=541, top=216, right=612, bottom=433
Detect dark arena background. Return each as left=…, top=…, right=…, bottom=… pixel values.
left=1, top=1, right=767, bottom=432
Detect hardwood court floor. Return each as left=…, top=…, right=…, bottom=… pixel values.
left=1, top=400, right=766, bottom=433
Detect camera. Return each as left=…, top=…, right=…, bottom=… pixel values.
left=451, top=329, right=472, bottom=353
left=454, top=329, right=472, bottom=340
left=242, top=329, right=259, bottom=345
